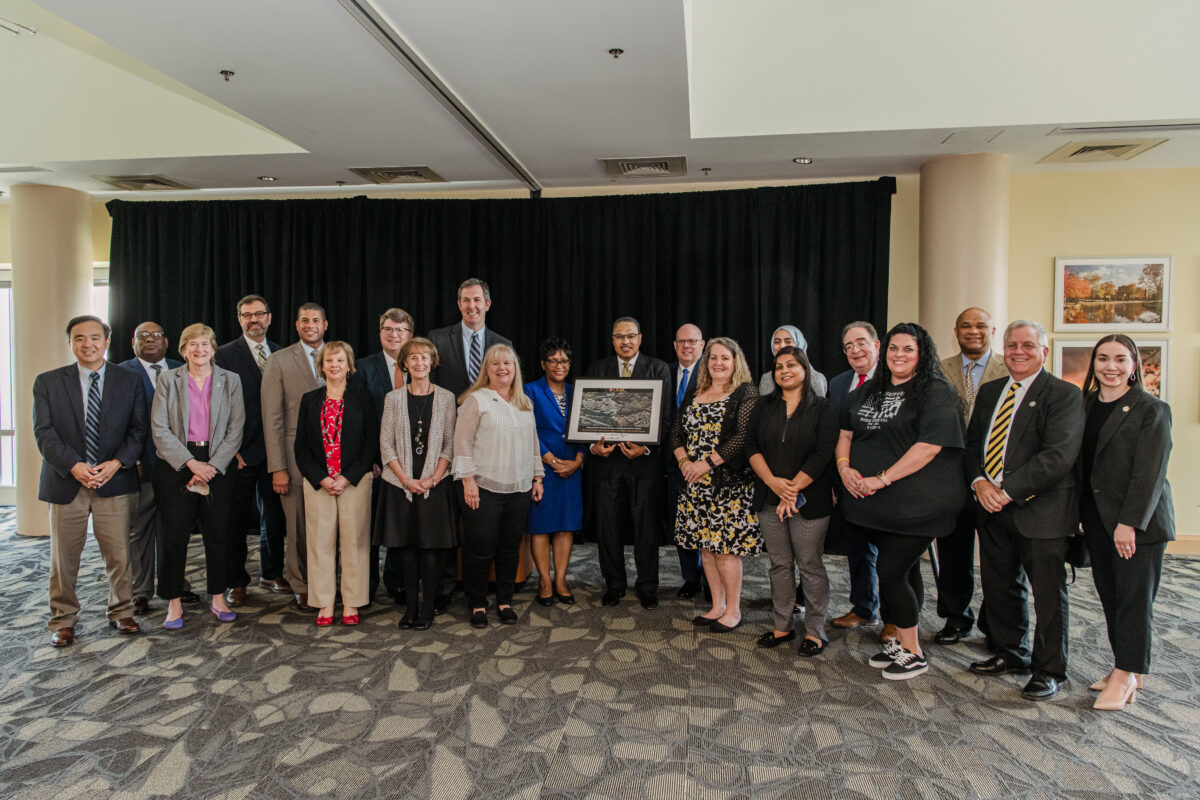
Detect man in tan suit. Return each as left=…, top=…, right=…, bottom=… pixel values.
left=933, top=307, right=1008, bottom=645
left=261, top=302, right=327, bottom=611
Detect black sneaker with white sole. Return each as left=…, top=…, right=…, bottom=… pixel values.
left=882, top=648, right=929, bottom=680
left=868, top=639, right=903, bottom=668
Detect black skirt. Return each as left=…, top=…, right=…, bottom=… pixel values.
left=372, top=478, right=458, bottom=549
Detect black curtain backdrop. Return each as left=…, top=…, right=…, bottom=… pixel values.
left=106, top=179, right=895, bottom=381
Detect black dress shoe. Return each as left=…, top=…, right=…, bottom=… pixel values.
left=470, top=610, right=488, bottom=629
left=555, top=592, right=576, bottom=605
left=291, top=593, right=316, bottom=613
left=412, top=619, right=432, bottom=631
left=132, top=596, right=151, bottom=615
left=1022, top=673, right=1066, bottom=701
left=756, top=630, right=796, bottom=648
left=179, top=590, right=201, bottom=604
left=676, top=580, right=700, bottom=599
left=497, top=607, right=518, bottom=625
left=934, top=624, right=971, bottom=645
left=398, top=615, right=415, bottom=630
left=638, top=593, right=658, bottom=610
left=601, top=588, right=625, bottom=607
left=434, top=594, right=450, bottom=615
left=970, top=655, right=1030, bottom=676
left=536, top=594, right=555, bottom=607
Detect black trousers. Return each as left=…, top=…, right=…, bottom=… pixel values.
left=594, top=470, right=660, bottom=594
left=461, top=488, right=531, bottom=609
left=862, top=526, right=930, bottom=629
left=368, top=478, right=404, bottom=599
left=978, top=507, right=1070, bottom=679
left=227, top=460, right=286, bottom=585
left=154, top=445, right=234, bottom=598
left=1083, top=513, right=1166, bottom=674
left=935, top=502, right=981, bottom=630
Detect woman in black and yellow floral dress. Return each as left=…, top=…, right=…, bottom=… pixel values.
left=672, top=337, right=760, bottom=632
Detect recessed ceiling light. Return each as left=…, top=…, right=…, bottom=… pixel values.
left=257, top=175, right=277, bottom=182
left=792, top=157, right=813, bottom=165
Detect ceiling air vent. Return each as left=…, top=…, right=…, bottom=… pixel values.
left=1039, top=139, right=1166, bottom=164
left=92, top=174, right=196, bottom=191
left=599, top=155, right=687, bottom=179
left=349, top=166, right=446, bottom=184
left=0, top=165, right=50, bottom=174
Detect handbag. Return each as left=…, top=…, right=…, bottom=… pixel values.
left=1064, top=529, right=1090, bottom=584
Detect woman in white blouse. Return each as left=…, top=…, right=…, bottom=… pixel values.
left=454, top=344, right=544, bottom=628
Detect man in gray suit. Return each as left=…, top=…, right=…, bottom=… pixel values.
left=261, top=302, right=327, bottom=612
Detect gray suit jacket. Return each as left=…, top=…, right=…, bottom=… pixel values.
left=151, top=365, right=245, bottom=474
left=940, top=351, right=1008, bottom=424
left=261, top=342, right=323, bottom=475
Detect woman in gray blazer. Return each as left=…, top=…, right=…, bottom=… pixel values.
left=373, top=338, right=457, bottom=630
left=151, top=324, right=245, bottom=629
left=1078, top=334, right=1174, bottom=711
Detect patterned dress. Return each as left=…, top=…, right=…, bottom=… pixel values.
left=674, top=399, right=761, bottom=556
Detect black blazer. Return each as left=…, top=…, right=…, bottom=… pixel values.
left=1079, top=387, right=1175, bottom=544
left=745, top=393, right=838, bottom=519
left=965, top=371, right=1085, bottom=539
left=214, top=336, right=283, bottom=466
left=117, top=356, right=183, bottom=470
left=293, top=382, right=379, bottom=489
left=585, top=353, right=673, bottom=479
left=350, top=351, right=395, bottom=425
left=427, top=322, right=512, bottom=397
left=827, top=368, right=859, bottom=416
left=33, top=362, right=148, bottom=504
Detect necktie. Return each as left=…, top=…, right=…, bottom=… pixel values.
left=468, top=332, right=482, bottom=383
left=676, top=367, right=689, bottom=407
left=311, top=349, right=325, bottom=386
left=621, top=361, right=632, bottom=378
left=393, top=361, right=404, bottom=390
left=151, top=363, right=163, bottom=379
left=964, top=362, right=978, bottom=405
left=854, top=373, right=867, bottom=389
left=984, top=381, right=1020, bottom=480
left=85, top=372, right=102, bottom=465
left=256, top=344, right=267, bottom=372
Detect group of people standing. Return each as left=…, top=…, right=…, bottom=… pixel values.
left=33, top=282, right=1173, bottom=712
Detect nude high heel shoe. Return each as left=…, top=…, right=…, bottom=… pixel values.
left=1093, top=680, right=1138, bottom=711
left=1089, top=674, right=1143, bottom=691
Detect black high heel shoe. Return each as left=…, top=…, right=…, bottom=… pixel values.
left=555, top=592, right=576, bottom=605
left=535, top=594, right=555, bottom=607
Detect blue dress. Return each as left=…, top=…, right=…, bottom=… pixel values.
left=524, top=377, right=586, bottom=535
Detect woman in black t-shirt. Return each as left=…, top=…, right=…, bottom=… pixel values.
left=835, top=323, right=965, bottom=681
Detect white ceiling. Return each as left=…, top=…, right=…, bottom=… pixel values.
left=3, top=0, right=1200, bottom=200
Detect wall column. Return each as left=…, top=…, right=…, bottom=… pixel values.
left=11, top=184, right=94, bottom=538
left=919, top=153, right=1011, bottom=355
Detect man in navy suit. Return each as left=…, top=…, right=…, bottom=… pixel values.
left=352, top=308, right=414, bottom=604
left=427, top=278, right=511, bottom=396
left=118, top=320, right=186, bottom=614
left=33, top=315, right=147, bottom=646
left=666, top=323, right=704, bottom=598
left=214, top=294, right=287, bottom=603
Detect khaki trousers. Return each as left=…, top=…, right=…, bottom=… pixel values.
left=303, top=476, right=372, bottom=608
left=279, top=461, right=309, bottom=594
left=48, top=488, right=135, bottom=630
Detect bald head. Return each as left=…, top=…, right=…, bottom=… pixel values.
left=954, top=307, right=994, bottom=358
left=673, top=323, right=704, bottom=368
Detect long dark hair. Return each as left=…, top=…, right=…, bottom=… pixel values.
left=1082, top=333, right=1143, bottom=396
left=765, top=345, right=814, bottom=407
left=862, top=322, right=947, bottom=403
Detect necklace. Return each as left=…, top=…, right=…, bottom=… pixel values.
left=411, top=391, right=433, bottom=456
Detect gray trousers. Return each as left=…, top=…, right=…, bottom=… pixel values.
left=759, top=510, right=830, bottom=639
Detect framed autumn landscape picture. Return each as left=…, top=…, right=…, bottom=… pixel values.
left=1054, top=257, right=1171, bottom=332
left=1053, top=338, right=1168, bottom=399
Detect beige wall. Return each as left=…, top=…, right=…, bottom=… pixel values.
left=0, top=205, right=10, bottom=263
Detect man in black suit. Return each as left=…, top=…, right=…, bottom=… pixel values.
left=586, top=316, right=672, bottom=608
left=666, top=323, right=704, bottom=598
left=966, top=320, right=1084, bottom=701
left=118, top=320, right=186, bottom=614
left=352, top=307, right=414, bottom=604
left=213, top=294, right=287, bottom=603
left=33, top=315, right=147, bottom=646
left=428, top=278, right=511, bottom=396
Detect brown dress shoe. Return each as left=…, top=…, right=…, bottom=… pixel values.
left=831, top=611, right=874, bottom=629
left=291, top=593, right=316, bottom=612
left=110, top=617, right=141, bottom=634
left=259, top=577, right=293, bottom=594
left=50, top=628, right=75, bottom=647
left=879, top=623, right=899, bottom=642
left=225, top=587, right=247, bottom=606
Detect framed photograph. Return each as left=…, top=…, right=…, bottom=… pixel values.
left=1053, top=338, right=1168, bottom=399
left=1054, top=257, right=1171, bottom=332
left=565, top=378, right=663, bottom=444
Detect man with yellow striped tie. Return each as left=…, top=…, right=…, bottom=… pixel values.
left=965, top=320, right=1084, bottom=702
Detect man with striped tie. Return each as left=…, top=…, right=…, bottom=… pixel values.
left=966, top=320, right=1084, bottom=701
left=33, top=315, right=148, bottom=646
left=215, top=295, right=286, bottom=602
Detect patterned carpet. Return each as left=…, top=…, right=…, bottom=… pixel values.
left=1, top=506, right=1198, bottom=799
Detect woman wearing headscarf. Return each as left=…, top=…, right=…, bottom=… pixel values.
left=757, top=325, right=828, bottom=398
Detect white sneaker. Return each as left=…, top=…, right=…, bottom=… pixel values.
left=882, top=648, right=929, bottom=680
left=867, top=638, right=903, bottom=668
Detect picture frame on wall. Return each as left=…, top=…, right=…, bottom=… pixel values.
left=1053, top=338, right=1168, bottom=400
left=1053, top=257, right=1171, bottom=332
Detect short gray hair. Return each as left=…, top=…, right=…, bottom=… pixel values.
left=1004, top=319, right=1048, bottom=348
left=612, top=316, right=641, bottom=333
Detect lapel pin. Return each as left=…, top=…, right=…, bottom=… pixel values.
left=1122, top=405, right=1130, bottom=412
left=1028, top=400, right=1036, bottom=407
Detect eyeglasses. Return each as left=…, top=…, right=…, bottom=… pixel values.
left=612, top=333, right=641, bottom=341
left=674, top=338, right=702, bottom=346
left=135, top=331, right=165, bottom=340
left=843, top=339, right=873, bottom=353
left=239, top=311, right=269, bottom=320
left=381, top=326, right=412, bottom=335
left=544, top=358, right=570, bottom=366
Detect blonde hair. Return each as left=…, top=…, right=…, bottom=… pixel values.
left=316, top=341, right=356, bottom=379
left=459, top=343, right=532, bottom=411
left=177, top=323, right=218, bottom=359
left=696, top=337, right=752, bottom=394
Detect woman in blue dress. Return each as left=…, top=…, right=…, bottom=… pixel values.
left=525, top=337, right=586, bottom=605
